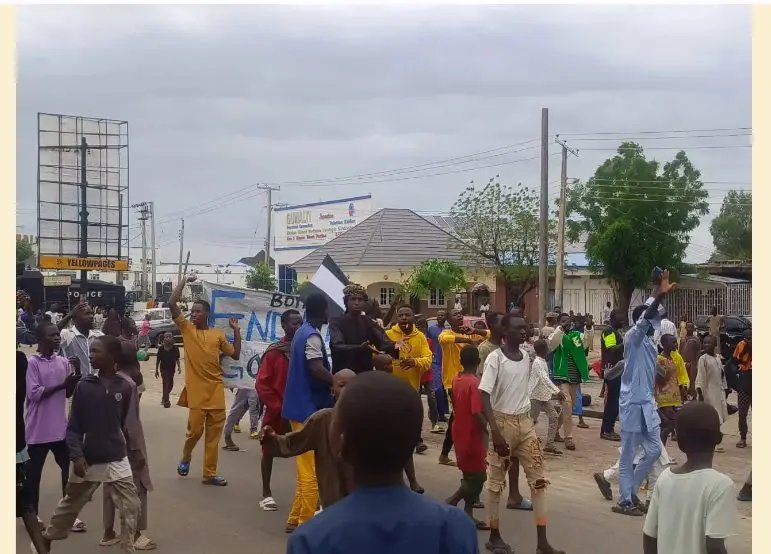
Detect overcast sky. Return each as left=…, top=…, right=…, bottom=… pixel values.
left=16, top=5, right=751, bottom=266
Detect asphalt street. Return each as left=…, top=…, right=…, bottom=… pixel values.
left=17, top=352, right=752, bottom=554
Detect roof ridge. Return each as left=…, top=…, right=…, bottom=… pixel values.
left=356, top=209, right=386, bottom=266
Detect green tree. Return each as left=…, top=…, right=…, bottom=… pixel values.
left=709, top=190, right=751, bottom=260
left=400, top=259, right=468, bottom=301
left=16, top=237, right=33, bottom=264
left=449, top=177, right=555, bottom=306
left=565, top=143, right=709, bottom=314
left=245, top=262, right=277, bottom=291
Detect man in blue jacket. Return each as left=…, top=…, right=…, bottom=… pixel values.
left=282, top=293, right=334, bottom=532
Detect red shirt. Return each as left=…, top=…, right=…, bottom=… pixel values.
left=421, top=336, right=434, bottom=384
left=256, top=339, right=290, bottom=427
left=451, top=372, right=486, bottom=473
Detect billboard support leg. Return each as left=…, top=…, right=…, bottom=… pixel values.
left=80, top=137, right=89, bottom=298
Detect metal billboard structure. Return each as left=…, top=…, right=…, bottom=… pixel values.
left=37, top=113, right=130, bottom=289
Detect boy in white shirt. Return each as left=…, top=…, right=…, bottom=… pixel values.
left=480, top=315, right=563, bottom=554
left=643, top=401, right=736, bottom=554
left=529, top=339, right=565, bottom=456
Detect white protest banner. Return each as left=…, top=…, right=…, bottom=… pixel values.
left=201, top=281, right=307, bottom=389
left=201, top=282, right=333, bottom=389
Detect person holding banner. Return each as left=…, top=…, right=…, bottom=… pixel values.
left=256, top=308, right=303, bottom=511
left=170, top=275, right=242, bottom=487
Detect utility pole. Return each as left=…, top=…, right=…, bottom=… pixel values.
left=133, top=202, right=150, bottom=301
left=177, top=218, right=185, bottom=283
left=256, top=184, right=280, bottom=270
left=79, top=137, right=89, bottom=294
left=554, top=137, right=579, bottom=312
left=149, top=201, right=156, bottom=300
left=538, top=108, right=549, bottom=327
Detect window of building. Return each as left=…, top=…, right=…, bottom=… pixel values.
left=428, top=289, right=446, bottom=308
left=379, top=287, right=396, bottom=306
left=278, top=264, right=297, bottom=295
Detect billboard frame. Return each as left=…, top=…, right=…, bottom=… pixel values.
left=36, top=113, right=130, bottom=290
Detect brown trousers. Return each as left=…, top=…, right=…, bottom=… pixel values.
left=45, top=477, right=140, bottom=553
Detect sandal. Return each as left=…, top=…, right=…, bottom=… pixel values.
left=485, top=541, right=513, bottom=554
left=202, top=475, right=228, bottom=486
left=544, top=445, right=563, bottom=455
left=506, top=498, right=533, bottom=511
left=474, top=519, right=491, bottom=530
left=438, top=455, right=457, bottom=466
left=99, top=537, right=121, bottom=546
left=593, top=472, right=613, bottom=501
left=415, top=443, right=428, bottom=454
left=259, top=497, right=278, bottom=511
left=71, top=519, right=87, bottom=533
left=177, top=462, right=190, bottom=477
left=577, top=421, right=590, bottom=429
left=612, top=503, right=644, bottom=517
left=134, top=535, right=157, bottom=550
left=222, top=443, right=240, bottom=452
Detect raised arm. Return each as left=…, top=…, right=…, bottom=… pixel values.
left=547, top=327, right=564, bottom=353
left=169, top=275, right=195, bottom=320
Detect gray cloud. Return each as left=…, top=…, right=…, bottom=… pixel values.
left=16, top=5, right=751, bottom=264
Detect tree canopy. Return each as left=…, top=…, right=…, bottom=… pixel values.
left=400, top=259, right=467, bottom=300
left=709, top=190, right=751, bottom=261
left=565, top=143, right=709, bottom=313
left=16, top=237, right=33, bottom=265
left=449, top=176, right=555, bottom=306
left=245, top=262, right=277, bottom=291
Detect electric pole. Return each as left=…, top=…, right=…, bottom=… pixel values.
left=256, top=184, right=280, bottom=270
left=149, top=201, right=156, bottom=299
left=554, top=137, right=579, bottom=312
left=177, top=218, right=185, bottom=283
left=538, top=108, right=549, bottom=327
left=132, top=202, right=150, bottom=301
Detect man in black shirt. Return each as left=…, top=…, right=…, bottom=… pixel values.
left=600, top=309, right=625, bottom=441
left=328, top=284, right=395, bottom=374
left=155, top=332, right=181, bottom=408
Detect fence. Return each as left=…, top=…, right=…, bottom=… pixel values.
left=635, top=283, right=752, bottom=321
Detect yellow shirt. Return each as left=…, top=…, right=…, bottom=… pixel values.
left=175, top=314, right=235, bottom=410
left=385, top=325, right=432, bottom=391
left=439, top=329, right=474, bottom=391
left=656, top=350, right=689, bottom=408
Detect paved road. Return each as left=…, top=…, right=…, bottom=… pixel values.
left=17, top=351, right=752, bottom=554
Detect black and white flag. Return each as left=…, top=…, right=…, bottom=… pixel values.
left=299, top=254, right=349, bottom=319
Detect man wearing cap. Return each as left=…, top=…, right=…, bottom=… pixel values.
left=328, top=284, right=395, bottom=374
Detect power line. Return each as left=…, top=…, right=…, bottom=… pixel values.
left=601, top=204, right=715, bottom=258
left=583, top=193, right=752, bottom=207
left=586, top=178, right=751, bottom=185
left=561, top=132, right=751, bottom=141
left=579, top=145, right=751, bottom=152
left=555, top=127, right=751, bottom=137
left=271, top=138, right=540, bottom=186
left=580, top=183, right=748, bottom=194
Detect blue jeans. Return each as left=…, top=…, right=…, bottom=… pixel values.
left=618, top=421, right=661, bottom=505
